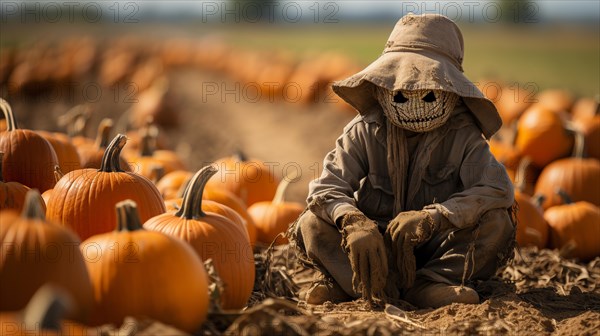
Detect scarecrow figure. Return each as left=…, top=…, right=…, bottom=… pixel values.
left=289, top=14, right=516, bottom=308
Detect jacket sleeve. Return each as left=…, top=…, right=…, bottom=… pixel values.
left=425, top=130, right=515, bottom=229
left=307, top=119, right=370, bottom=226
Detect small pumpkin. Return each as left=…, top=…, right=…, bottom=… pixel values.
left=206, top=151, right=279, bottom=206
left=77, top=118, right=130, bottom=170
left=0, top=190, right=93, bottom=322
left=570, top=98, right=600, bottom=161
left=36, top=130, right=81, bottom=173
left=544, top=190, right=600, bottom=260
left=46, top=134, right=166, bottom=241
left=144, top=166, right=255, bottom=309
left=515, top=104, right=574, bottom=168
left=533, top=157, right=600, bottom=210
left=248, top=177, right=304, bottom=246
left=82, top=200, right=209, bottom=332
left=0, top=99, right=59, bottom=192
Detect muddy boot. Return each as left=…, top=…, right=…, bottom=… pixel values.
left=404, top=279, right=479, bottom=308
left=303, top=275, right=352, bottom=305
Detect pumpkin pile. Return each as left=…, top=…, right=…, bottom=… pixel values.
left=0, top=97, right=305, bottom=332
left=485, top=83, right=600, bottom=260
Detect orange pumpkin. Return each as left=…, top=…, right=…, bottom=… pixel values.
left=489, top=138, right=521, bottom=181
left=515, top=192, right=548, bottom=249
left=570, top=98, right=600, bottom=161
left=46, top=134, right=166, bottom=241
left=544, top=191, right=600, bottom=260
left=536, top=89, right=574, bottom=114
left=164, top=188, right=257, bottom=247
left=155, top=170, right=193, bottom=200
left=145, top=166, right=255, bottom=309
left=206, top=152, right=279, bottom=206
left=495, top=84, right=534, bottom=126
left=77, top=118, right=130, bottom=171
left=36, top=130, right=81, bottom=174
left=516, top=104, right=574, bottom=168
left=248, top=178, right=304, bottom=246
left=0, top=191, right=93, bottom=322
left=534, top=157, right=600, bottom=210
left=0, top=99, right=59, bottom=192
left=82, top=200, right=208, bottom=332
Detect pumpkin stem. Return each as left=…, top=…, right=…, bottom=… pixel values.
left=94, top=118, right=114, bottom=149
left=115, top=199, right=144, bottom=231
left=139, top=125, right=159, bottom=157
left=273, top=172, right=297, bottom=204
left=556, top=189, right=574, bottom=205
left=58, top=104, right=91, bottom=137
left=149, top=165, right=165, bottom=185
left=53, top=166, right=64, bottom=184
left=233, top=150, right=247, bottom=162
left=22, top=285, right=73, bottom=332
left=568, top=124, right=585, bottom=159
left=175, top=165, right=218, bottom=220
left=532, top=194, right=546, bottom=208
left=514, top=156, right=532, bottom=193
left=0, top=98, right=18, bottom=131
left=21, top=190, right=46, bottom=221
left=99, top=134, right=127, bottom=173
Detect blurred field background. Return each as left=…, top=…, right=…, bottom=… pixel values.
left=1, top=0, right=599, bottom=202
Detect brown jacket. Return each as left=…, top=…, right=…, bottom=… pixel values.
left=307, top=104, right=514, bottom=229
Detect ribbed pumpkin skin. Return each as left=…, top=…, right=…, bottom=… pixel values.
left=544, top=201, right=600, bottom=261
left=82, top=223, right=209, bottom=332
left=144, top=212, right=254, bottom=309
left=47, top=169, right=165, bottom=241
left=248, top=201, right=303, bottom=245
left=0, top=130, right=59, bottom=192
left=514, top=191, right=549, bottom=249
left=204, top=187, right=257, bottom=246
left=534, top=158, right=600, bottom=210
left=0, top=201, right=93, bottom=322
left=128, top=150, right=186, bottom=180
left=37, top=131, right=82, bottom=173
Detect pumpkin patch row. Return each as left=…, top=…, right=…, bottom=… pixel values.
left=486, top=84, right=600, bottom=260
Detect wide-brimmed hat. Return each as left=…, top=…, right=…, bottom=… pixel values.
left=332, top=13, right=501, bottom=138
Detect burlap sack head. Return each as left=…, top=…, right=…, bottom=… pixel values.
left=332, top=13, right=502, bottom=138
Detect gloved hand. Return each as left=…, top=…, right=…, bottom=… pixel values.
left=384, top=209, right=449, bottom=290
left=339, top=211, right=388, bottom=301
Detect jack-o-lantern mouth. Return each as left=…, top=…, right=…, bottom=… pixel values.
left=399, top=107, right=446, bottom=123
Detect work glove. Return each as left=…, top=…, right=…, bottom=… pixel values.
left=384, top=209, right=450, bottom=290
left=339, top=211, right=388, bottom=301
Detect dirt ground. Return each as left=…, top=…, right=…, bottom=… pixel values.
left=6, top=69, right=600, bottom=336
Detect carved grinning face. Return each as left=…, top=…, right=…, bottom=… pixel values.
left=376, top=88, right=459, bottom=132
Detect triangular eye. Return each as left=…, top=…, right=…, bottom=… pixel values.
left=393, top=91, right=408, bottom=103
left=422, top=91, right=436, bottom=102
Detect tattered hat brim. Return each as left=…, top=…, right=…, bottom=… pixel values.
left=332, top=49, right=502, bottom=139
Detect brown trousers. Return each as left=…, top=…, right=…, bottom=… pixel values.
left=290, top=208, right=515, bottom=298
